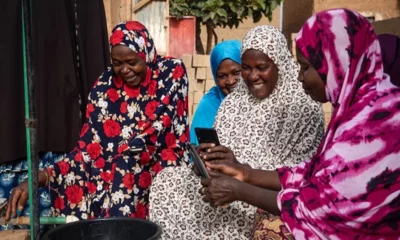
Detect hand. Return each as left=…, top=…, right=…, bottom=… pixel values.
left=5, top=181, right=29, bottom=221
left=205, top=161, right=251, bottom=182
left=197, top=143, right=239, bottom=164
left=199, top=171, right=242, bottom=207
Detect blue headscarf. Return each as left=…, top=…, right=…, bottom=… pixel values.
left=190, top=40, right=241, bottom=144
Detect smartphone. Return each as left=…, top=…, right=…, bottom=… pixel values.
left=194, top=127, right=221, bottom=146
left=186, top=143, right=210, bottom=179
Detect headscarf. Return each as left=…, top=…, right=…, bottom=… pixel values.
left=378, top=34, right=400, bottom=87
left=48, top=21, right=189, bottom=219
left=278, top=9, right=400, bottom=239
left=190, top=40, right=241, bottom=144
left=214, top=26, right=324, bottom=171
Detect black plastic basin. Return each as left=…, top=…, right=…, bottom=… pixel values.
left=41, top=217, right=162, bottom=240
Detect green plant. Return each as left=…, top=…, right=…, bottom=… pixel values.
left=170, top=0, right=283, bottom=54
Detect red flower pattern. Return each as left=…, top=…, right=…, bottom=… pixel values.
left=103, top=119, right=121, bottom=138
left=65, top=185, right=84, bottom=204
left=145, top=100, right=159, bottom=119
left=87, top=143, right=102, bottom=160
left=47, top=21, right=189, bottom=219
left=123, top=173, right=135, bottom=190
left=110, top=30, right=124, bottom=45
left=57, top=161, right=70, bottom=176
left=106, top=88, right=120, bottom=103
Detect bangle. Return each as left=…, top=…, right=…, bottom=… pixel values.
left=43, top=169, right=49, bottom=187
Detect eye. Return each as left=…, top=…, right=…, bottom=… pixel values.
left=113, top=61, right=122, bottom=67
left=258, top=65, right=269, bottom=71
left=128, top=61, right=138, bottom=66
left=217, top=74, right=226, bottom=79
left=300, top=64, right=309, bottom=71
left=233, top=70, right=241, bottom=75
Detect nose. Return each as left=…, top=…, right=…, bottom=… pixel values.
left=248, top=69, right=259, bottom=82
left=121, top=64, right=130, bottom=74
left=226, top=74, right=238, bottom=86
left=298, top=71, right=304, bottom=83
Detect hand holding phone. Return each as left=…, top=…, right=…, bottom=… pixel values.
left=186, top=143, right=209, bottom=179
left=194, top=127, right=220, bottom=145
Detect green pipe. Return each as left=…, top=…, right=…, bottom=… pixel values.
left=21, top=1, right=37, bottom=239
left=40, top=217, right=68, bottom=225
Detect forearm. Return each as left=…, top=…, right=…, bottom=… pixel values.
left=246, top=169, right=281, bottom=191
left=236, top=181, right=280, bottom=215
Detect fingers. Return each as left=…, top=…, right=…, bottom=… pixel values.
left=5, top=202, right=11, bottom=221
left=202, top=152, right=225, bottom=161
left=9, top=189, right=22, bottom=219
left=205, top=161, right=227, bottom=170
left=200, top=178, right=211, bottom=187
left=205, top=145, right=228, bottom=153
left=197, top=143, right=216, bottom=153
left=208, top=170, right=223, bottom=178
left=17, top=192, right=28, bottom=214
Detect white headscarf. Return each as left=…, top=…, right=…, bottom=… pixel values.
left=214, top=25, right=324, bottom=170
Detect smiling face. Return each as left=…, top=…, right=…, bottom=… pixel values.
left=296, top=48, right=328, bottom=103
left=111, top=45, right=147, bottom=88
left=215, top=59, right=241, bottom=95
left=241, top=49, right=279, bottom=99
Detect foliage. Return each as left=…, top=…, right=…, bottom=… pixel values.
left=170, top=0, right=283, bottom=28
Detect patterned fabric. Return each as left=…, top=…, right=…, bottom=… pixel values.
left=277, top=9, right=400, bottom=239
left=149, top=26, right=324, bottom=239
left=0, top=152, right=65, bottom=231
left=190, top=40, right=241, bottom=145
left=215, top=26, right=324, bottom=171
left=252, top=210, right=293, bottom=240
left=48, top=21, right=189, bottom=220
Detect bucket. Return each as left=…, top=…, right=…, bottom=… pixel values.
left=41, top=217, right=162, bottom=240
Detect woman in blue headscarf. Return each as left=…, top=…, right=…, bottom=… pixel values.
left=190, top=40, right=241, bottom=144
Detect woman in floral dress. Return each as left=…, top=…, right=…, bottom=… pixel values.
left=5, top=21, right=190, bottom=220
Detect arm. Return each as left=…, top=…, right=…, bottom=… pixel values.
left=235, top=180, right=280, bottom=215
left=245, top=169, right=282, bottom=191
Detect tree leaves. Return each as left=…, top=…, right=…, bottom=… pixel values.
left=170, top=0, right=282, bottom=27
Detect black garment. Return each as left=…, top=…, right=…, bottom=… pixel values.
left=0, top=0, right=110, bottom=164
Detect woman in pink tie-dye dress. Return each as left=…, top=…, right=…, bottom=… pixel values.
left=201, top=8, right=400, bottom=239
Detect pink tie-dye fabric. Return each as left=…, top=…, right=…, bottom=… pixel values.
left=277, top=9, right=400, bottom=239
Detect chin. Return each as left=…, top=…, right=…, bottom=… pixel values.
left=250, top=89, right=271, bottom=100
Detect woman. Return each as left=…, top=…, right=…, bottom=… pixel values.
left=378, top=34, right=400, bottom=87
left=202, top=9, right=400, bottom=239
left=149, top=26, right=324, bottom=239
left=6, top=21, right=189, bottom=220
left=190, top=40, right=241, bottom=144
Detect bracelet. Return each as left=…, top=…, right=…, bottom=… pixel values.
left=43, top=169, right=50, bottom=187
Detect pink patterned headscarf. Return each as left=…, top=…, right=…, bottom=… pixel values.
left=277, top=9, right=400, bottom=239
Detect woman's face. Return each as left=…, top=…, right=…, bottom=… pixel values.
left=111, top=45, right=147, bottom=88
left=296, top=48, right=328, bottom=103
left=216, top=59, right=241, bottom=95
left=241, top=49, right=279, bottom=99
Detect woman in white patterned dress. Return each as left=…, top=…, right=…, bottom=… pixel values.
left=149, top=26, right=324, bottom=239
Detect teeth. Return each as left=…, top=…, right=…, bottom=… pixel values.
left=253, top=84, right=264, bottom=90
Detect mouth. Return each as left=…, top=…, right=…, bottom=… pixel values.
left=251, top=83, right=265, bottom=90
left=226, top=83, right=237, bottom=93
left=123, top=74, right=138, bottom=84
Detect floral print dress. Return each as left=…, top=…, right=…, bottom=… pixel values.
left=47, top=21, right=190, bottom=220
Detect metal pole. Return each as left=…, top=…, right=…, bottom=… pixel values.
left=21, top=0, right=40, bottom=239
